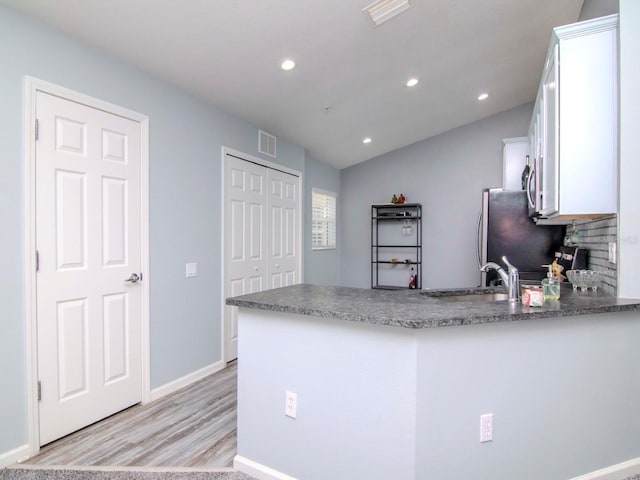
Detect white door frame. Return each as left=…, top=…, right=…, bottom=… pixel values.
left=220, top=146, right=303, bottom=362
left=23, top=76, right=151, bottom=456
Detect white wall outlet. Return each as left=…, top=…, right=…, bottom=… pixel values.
left=480, top=413, right=493, bottom=443
left=608, top=242, right=617, bottom=264
left=186, top=262, right=198, bottom=278
left=285, top=390, right=297, bottom=419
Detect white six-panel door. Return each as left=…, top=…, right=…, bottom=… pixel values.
left=268, top=169, right=299, bottom=289
left=223, top=153, right=300, bottom=362
left=35, top=91, right=143, bottom=445
left=224, top=156, right=268, bottom=361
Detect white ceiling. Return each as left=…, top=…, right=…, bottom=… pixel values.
left=1, top=0, right=584, bottom=169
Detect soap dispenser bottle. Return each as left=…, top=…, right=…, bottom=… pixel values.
left=541, top=264, right=560, bottom=301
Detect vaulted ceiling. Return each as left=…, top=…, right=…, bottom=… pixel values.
left=1, top=0, right=584, bottom=168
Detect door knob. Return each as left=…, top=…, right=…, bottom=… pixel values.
left=125, top=273, right=141, bottom=283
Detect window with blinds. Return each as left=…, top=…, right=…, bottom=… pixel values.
left=312, top=188, right=337, bottom=250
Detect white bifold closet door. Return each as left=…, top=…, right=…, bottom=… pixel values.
left=224, top=154, right=300, bottom=361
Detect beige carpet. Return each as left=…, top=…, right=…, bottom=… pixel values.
left=0, top=466, right=254, bottom=480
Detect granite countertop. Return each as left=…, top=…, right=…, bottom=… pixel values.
left=225, top=283, right=640, bottom=329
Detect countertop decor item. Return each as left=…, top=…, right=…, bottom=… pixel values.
left=390, top=193, right=407, bottom=204
left=542, top=264, right=561, bottom=301
left=567, top=270, right=601, bottom=292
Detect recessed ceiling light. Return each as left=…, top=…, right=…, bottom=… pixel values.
left=477, top=92, right=489, bottom=101
left=406, top=78, right=419, bottom=87
left=281, top=59, right=296, bottom=71
left=363, top=137, right=372, bottom=144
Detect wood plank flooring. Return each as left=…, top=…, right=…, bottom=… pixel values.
left=24, top=362, right=238, bottom=468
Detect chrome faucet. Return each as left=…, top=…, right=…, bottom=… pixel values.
left=480, top=256, right=520, bottom=302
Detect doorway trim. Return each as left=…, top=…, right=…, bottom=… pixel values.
left=23, top=76, right=151, bottom=456
left=220, top=146, right=303, bottom=362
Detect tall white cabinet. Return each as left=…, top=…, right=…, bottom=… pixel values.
left=527, top=14, right=618, bottom=220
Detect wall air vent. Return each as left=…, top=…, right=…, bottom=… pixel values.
left=363, top=0, right=411, bottom=27
left=258, top=130, right=276, bottom=158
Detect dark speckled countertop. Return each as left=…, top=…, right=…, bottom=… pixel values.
left=226, top=283, right=640, bottom=329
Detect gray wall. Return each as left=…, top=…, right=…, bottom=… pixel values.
left=237, top=309, right=418, bottom=480
left=304, top=157, right=341, bottom=285
left=339, top=103, right=533, bottom=289
left=415, top=310, right=640, bottom=480
left=579, top=0, right=619, bottom=21
left=0, top=5, right=340, bottom=457
left=236, top=307, right=640, bottom=480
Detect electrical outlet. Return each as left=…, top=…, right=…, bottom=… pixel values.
left=285, top=391, right=297, bottom=419
left=608, top=242, right=617, bottom=264
left=480, top=413, right=493, bottom=442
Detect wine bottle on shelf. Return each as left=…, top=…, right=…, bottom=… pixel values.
left=409, top=267, right=416, bottom=289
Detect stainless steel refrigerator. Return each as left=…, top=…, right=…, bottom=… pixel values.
left=478, top=188, right=565, bottom=286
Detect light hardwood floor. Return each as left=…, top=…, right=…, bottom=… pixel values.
left=24, top=362, right=238, bottom=468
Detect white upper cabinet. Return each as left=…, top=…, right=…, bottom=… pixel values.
left=528, top=14, right=618, bottom=221
left=540, top=43, right=559, bottom=217
left=502, top=136, right=529, bottom=191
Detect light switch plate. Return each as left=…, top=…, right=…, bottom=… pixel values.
left=186, top=262, right=198, bottom=278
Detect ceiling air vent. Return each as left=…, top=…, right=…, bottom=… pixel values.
left=363, top=0, right=411, bottom=27
left=259, top=130, right=276, bottom=158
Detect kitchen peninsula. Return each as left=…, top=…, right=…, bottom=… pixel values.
left=227, top=285, right=640, bottom=480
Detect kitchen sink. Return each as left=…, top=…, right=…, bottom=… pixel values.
left=420, top=289, right=509, bottom=302
left=430, top=292, right=509, bottom=302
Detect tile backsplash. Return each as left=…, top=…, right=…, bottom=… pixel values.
left=565, top=215, right=617, bottom=296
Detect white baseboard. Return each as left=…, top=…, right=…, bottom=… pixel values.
left=149, top=360, right=225, bottom=402
left=234, top=455, right=640, bottom=480
left=569, top=457, right=640, bottom=480
left=234, top=455, right=298, bottom=480
left=7, top=464, right=236, bottom=473
left=0, top=444, right=30, bottom=468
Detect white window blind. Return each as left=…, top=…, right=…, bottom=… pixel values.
left=312, top=188, right=337, bottom=250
